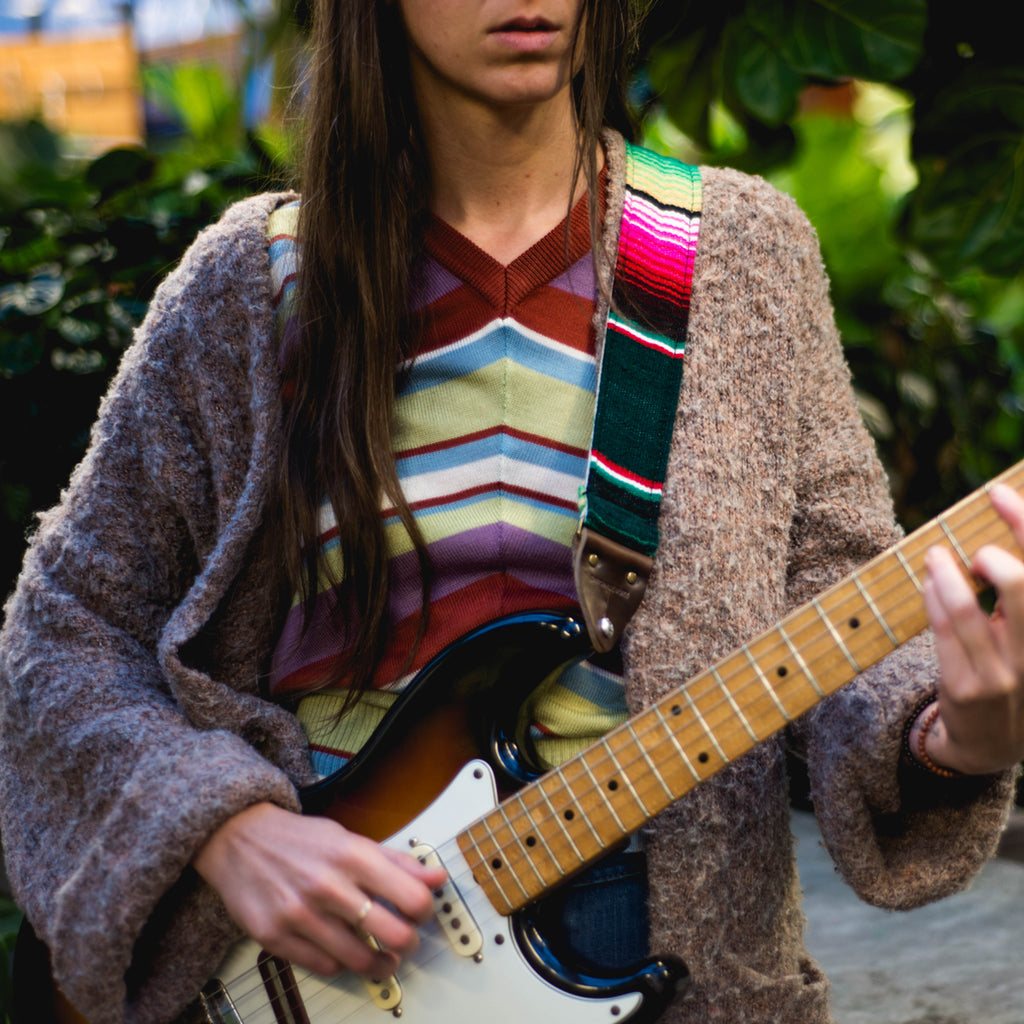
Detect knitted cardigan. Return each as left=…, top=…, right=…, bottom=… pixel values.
left=0, top=134, right=1014, bottom=1024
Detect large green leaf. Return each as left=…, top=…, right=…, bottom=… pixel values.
left=143, top=63, right=242, bottom=150
left=725, top=20, right=803, bottom=124
left=646, top=29, right=718, bottom=145
left=911, top=148, right=1024, bottom=276
left=85, top=148, right=156, bottom=200
left=913, top=66, right=1024, bottom=156
left=749, top=0, right=926, bottom=81
left=909, top=67, right=1024, bottom=275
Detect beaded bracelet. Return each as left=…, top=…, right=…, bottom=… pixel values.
left=901, top=696, right=963, bottom=779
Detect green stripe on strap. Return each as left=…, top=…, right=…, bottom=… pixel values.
left=583, top=144, right=702, bottom=556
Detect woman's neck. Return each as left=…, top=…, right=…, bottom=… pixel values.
left=420, top=93, right=590, bottom=266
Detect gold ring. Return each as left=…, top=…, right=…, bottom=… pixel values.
left=355, top=897, right=373, bottom=926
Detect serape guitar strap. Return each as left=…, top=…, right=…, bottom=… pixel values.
left=574, top=144, right=702, bottom=651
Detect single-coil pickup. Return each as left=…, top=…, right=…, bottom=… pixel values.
left=361, top=937, right=403, bottom=1011
left=413, top=843, right=483, bottom=959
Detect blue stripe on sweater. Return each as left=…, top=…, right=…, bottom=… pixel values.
left=396, top=431, right=587, bottom=480
left=402, top=321, right=596, bottom=395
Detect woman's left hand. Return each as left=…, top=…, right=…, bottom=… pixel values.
left=919, top=482, right=1024, bottom=776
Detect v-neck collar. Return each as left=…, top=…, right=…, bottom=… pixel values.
left=422, top=169, right=604, bottom=315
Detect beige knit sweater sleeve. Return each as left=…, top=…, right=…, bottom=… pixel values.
left=620, top=160, right=1015, bottom=1023
left=0, top=193, right=311, bottom=1024
left=761, top=170, right=1016, bottom=910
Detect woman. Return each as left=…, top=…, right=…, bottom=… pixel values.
left=1, top=2, right=1022, bottom=1023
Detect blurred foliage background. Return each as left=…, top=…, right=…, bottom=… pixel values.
left=1, top=0, right=1022, bottom=602
left=1, top=0, right=1023, bottom=1015
left=640, top=0, right=1024, bottom=529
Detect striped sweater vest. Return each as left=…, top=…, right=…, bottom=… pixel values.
left=266, top=145, right=701, bottom=778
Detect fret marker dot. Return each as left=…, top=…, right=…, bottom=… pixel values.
left=698, top=752, right=709, bottom=764
left=671, top=704, right=681, bottom=716
left=849, top=617, right=860, bottom=629
left=608, top=779, right=619, bottom=791
left=777, top=666, right=788, bottom=678
left=564, top=809, right=575, bottom=821
left=525, top=836, right=536, bottom=847
left=491, top=857, right=502, bottom=870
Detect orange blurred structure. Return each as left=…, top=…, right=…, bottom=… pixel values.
left=0, top=24, right=143, bottom=149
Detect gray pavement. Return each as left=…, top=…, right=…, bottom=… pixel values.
left=795, top=809, right=1024, bottom=1024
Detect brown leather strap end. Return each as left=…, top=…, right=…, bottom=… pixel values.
left=572, top=527, right=652, bottom=653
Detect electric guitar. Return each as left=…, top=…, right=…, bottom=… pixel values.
left=17, top=461, right=1024, bottom=1024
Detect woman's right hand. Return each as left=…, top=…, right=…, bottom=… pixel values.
left=193, top=802, right=448, bottom=979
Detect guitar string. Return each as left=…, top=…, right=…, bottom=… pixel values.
left=215, top=485, right=972, bottom=1022
left=486, top=498, right=997, bottom=879
left=225, top=480, right=1012, bottom=1015
left=215, top=473, right=1015, bottom=1013
left=266, top=842, right=501, bottom=1024
left=209, top=833, right=504, bottom=1020
left=472, top=475, right=1018, bottom=895
left=209, top=471, right=1019, bottom=1015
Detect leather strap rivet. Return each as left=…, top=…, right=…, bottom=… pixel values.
left=588, top=553, right=600, bottom=567
left=625, top=570, right=638, bottom=585
left=599, top=617, right=615, bottom=638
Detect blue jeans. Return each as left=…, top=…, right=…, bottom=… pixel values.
left=549, top=849, right=650, bottom=970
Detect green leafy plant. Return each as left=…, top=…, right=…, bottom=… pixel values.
left=0, top=112, right=289, bottom=597
left=641, top=0, right=1023, bottom=281
left=639, top=1, right=1024, bottom=526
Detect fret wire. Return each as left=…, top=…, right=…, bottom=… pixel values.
left=778, top=623, right=824, bottom=697
left=467, top=467, right=1022, bottom=912
left=660, top=508, right=971, bottom=759
left=482, top=501, right=956, bottom=871
left=812, top=596, right=861, bottom=672
left=657, top=708, right=702, bottom=782
left=714, top=666, right=759, bottom=742
left=738, top=649, right=790, bottom=723
left=537, top=775, right=594, bottom=859
left=586, top=744, right=632, bottom=828
left=506, top=792, right=550, bottom=891
left=672, top=527, right=940, bottom=753
left=487, top=809, right=532, bottom=901
left=625, top=721, right=675, bottom=803
left=529, top=549, right=917, bottom=859
left=852, top=572, right=899, bottom=646
left=937, top=516, right=972, bottom=568
left=474, top=821, right=525, bottom=907
left=529, top=811, right=560, bottom=871
left=675, top=684, right=727, bottom=761
left=895, top=547, right=923, bottom=593
left=714, top=482, right=999, bottom=772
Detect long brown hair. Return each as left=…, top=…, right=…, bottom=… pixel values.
left=276, top=0, right=645, bottom=698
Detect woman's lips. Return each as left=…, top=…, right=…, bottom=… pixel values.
left=490, top=17, right=560, bottom=52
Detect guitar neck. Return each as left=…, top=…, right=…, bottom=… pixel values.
left=458, top=461, right=1024, bottom=914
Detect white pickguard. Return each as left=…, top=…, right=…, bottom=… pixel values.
left=210, top=760, right=646, bottom=1023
